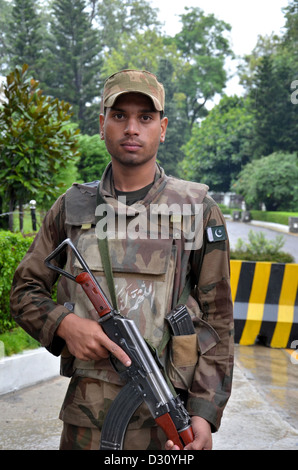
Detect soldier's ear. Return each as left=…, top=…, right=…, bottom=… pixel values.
left=160, top=117, right=168, bottom=143
left=99, top=114, right=105, bottom=140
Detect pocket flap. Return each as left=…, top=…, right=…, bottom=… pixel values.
left=194, top=317, right=220, bottom=355
left=75, top=231, right=173, bottom=276
left=171, top=334, right=198, bottom=366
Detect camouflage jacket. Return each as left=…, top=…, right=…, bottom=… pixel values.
left=10, top=164, right=234, bottom=432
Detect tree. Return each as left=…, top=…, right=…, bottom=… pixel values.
left=282, top=0, right=298, bottom=57
left=237, top=33, right=281, bottom=92
left=250, top=54, right=298, bottom=157
left=96, top=0, right=161, bottom=53
left=6, top=0, right=43, bottom=77
left=101, top=29, right=180, bottom=79
left=156, top=59, right=188, bottom=176
left=0, top=64, right=80, bottom=231
left=250, top=55, right=277, bottom=157
left=238, top=2, right=298, bottom=158
left=0, top=0, right=13, bottom=74
left=180, top=95, right=255, bottom=191
left=42, top=0, right=102, bottom=134
left=233, top=152, right=298, bottom=211
left=173, top=7, right=233, bottom=133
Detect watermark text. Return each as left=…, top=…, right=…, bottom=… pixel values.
left=95, top=198, right=203, bottom=250
left=290, top=340, right=298, bottom=364
left=291, top=80, right=298, bottom=104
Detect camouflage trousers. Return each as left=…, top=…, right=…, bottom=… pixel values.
left=59, top=375, right=167, bottom=450
left=59, top=422, right=167, bottom=450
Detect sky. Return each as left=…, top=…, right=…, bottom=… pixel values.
left=150, top=0, right=289, bottom=95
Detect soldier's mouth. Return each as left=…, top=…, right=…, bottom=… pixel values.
left=121, top=141, right=142, bottom=152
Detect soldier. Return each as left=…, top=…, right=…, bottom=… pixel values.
left=10, top=70, right=234, bottom=450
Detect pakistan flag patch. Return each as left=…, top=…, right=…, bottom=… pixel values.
left=206, top=225, right=227, bottom=242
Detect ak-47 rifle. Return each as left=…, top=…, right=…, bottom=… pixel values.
left=45, top=238, right=194, bottom=450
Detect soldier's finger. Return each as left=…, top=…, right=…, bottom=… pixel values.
left=101, top=336, right=132, bottom=367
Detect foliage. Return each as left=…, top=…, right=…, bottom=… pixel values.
left=98, top=5, right=233, bottom=140
left=250, top=54, right=298, bottom=157
left=0, top=0, right=12, bottom=73
left=39, top=124, right=81, bottom=209
left=282, top=0, right=298, bottom=58
left=101, top=29, right=178, bottom=78
left=249, top=210, right=298, bottom=226
left=41, top=0, right=102, bottom=134
left=0, top=326, right=40, bottom=356
left=0, top=231, right=34, bottom=333
left=0, top=0, right=296, bottom=212
left=6, top=0, right=42, bottom=77
left=0, top=1, right=234, bottom=163
left=233, top=152, right=298, bottom=211
left=180, top=95, right=255, bottom=191
left=156, top=59, right=189, bottom=176
left=226, top=208, right=298, bottom=225
left=96, top=0, right=161, bottom=53
left=230, top=230, right=294, bottom=263
left=76, top=134, right=111, bottom=182
left=172, top=7, right=233, bottom=131
left=0, top=64, right=80, bottom=229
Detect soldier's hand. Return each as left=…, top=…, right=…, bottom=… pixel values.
left=165, top=416, right=212, bottom=450
left=56, top=314, right=132, bottom=366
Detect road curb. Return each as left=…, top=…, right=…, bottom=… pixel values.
left=0, top=347, right=60, bottom=396
left=249, top=220, right=290, bottom=233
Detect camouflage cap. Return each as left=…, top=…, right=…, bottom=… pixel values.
left=103, top=69, right=165, bottom=111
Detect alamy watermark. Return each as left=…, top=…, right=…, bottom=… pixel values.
left=291, top=80, right=298, bottom=104
left=95, top=197, right=204, bottom=250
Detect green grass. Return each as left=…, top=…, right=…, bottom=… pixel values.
left=12, top=208, right=42, bottom=233
left=0, top=327, right=40, bottom=357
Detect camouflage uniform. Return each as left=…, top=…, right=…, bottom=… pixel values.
left=10, top=163, right=233, bottom=449
left=10, top=70, right=233, bottom=450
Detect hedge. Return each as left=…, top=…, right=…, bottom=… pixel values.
left=229, top=209, right=298, bottom=226
left=249, top=210, right=298, bottom=226
left=0, top=231, right=34, bottom=333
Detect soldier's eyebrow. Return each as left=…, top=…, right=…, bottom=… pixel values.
left=106, top=105, right=163, bottom=118
left=110, top=105, right=157, bottom=114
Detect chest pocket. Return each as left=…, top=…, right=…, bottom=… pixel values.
left=73, top=229, right=177, bottom=348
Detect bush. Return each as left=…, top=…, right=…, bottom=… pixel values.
left=0, top=327, right=39, bottom=356
left=233, top=152, right=298, bottom=211
left=230, top=230, right=294, bottom=263
left=0, top=231, right=34, bottom=333
left=249, top=210, right=298, bottom=226
left=218, top=204, right=232, bottom=215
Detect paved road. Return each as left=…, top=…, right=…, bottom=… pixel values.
left=213, top=345, right=298, bottom=450
left=0, top=345, right=298, bottom=450
left=226, top=220, right=298, bottom=263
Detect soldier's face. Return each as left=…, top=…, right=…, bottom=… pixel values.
left=100, top=93, right=168, bottom=167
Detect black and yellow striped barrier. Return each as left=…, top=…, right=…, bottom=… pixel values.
left=231, top=260, right=298, bottom=348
